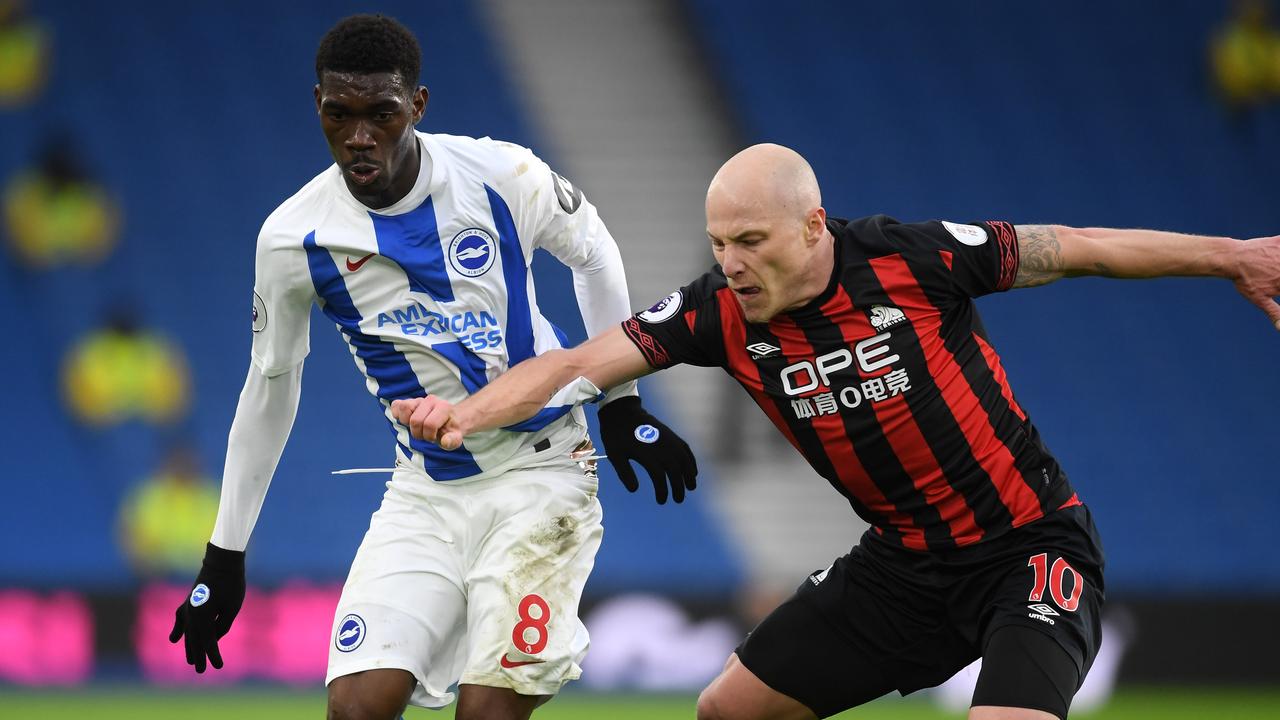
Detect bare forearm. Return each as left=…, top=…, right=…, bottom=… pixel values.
left=452, top=328, right=654, bottom=435
left=1014, top=225, right=1240, bottom=287
left=1062, top=226, right=1239, bottom=279
left=452, top=349, right=587, bottom=433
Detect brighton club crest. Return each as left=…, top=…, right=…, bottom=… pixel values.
left=449, top=228, right=497, bottom=278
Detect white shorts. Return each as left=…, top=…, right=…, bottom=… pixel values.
left=325, top=459, right=603, bottom=709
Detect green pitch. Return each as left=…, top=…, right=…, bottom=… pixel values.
left=3, top=688, right=1280, bottom=719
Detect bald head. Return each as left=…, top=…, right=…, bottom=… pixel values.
left=705, top=144, right=835, bottom=323
left=706, top=143, right=821, bottom=226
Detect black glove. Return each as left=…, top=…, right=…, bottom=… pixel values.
left=598, top=395, right=698, bottom=504
left=169, top=543, right=246, bottom=673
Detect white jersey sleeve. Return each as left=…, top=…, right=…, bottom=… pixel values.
left=251, top=222, right=315, bottom=377
left=496, top=145, right=638, bottom=402
left=210, top=361, right=303, bottom=551
left=211, top=213, right=316, bottom=550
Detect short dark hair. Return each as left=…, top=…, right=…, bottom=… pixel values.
left=315, top=14, right=421, bottom=86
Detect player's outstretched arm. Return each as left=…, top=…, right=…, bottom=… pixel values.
left=1013, top=224, right=1280, bottom=329
left=393, top=326, right=653, bottom=449
left=170, top=362, right=303, bottom=673
left=392, top=328, right=699, bottom=502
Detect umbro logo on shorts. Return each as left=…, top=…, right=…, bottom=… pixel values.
left=1027, top=603, right=1059, bottom=625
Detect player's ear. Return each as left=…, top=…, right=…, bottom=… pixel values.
left=314, top=84, right=322, bottom=114
left=807, top=206, right=827, bottom=244
left=412, top=86, right=428, bottom=124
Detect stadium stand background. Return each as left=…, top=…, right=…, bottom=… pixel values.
left=0, top=0, right=1276, bottom=692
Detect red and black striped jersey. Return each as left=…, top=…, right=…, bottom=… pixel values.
left=622, top=216, right=1079, bottom=552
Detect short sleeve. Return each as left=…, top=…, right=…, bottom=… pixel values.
left=620, top=271, right=728, bottom=370
left=250, top=228, right=314, bottom=377
left=882, top=219, right=1020, bottom=298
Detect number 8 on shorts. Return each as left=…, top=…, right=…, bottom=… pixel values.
left=513, top=594, right=551, bottom=655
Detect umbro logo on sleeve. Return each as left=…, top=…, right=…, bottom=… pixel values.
left=746, top=342, right=781, bottom=359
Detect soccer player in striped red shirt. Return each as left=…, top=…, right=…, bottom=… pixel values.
left=391, top=144, right=1280, bottom=720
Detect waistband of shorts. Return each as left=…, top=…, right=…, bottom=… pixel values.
left=392, top=451, right=596, bottom=495
left=859, top=502, right=1101, bottom=568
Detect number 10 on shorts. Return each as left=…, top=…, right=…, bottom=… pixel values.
left=1026, top=553, right=1083, bottom=612
left=513, top=594, right=551, bottom=654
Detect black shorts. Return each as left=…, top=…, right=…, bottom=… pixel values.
left=736, top=505, right=1105, bottom=719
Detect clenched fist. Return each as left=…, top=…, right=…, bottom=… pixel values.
left=390, top=396, right=465, bottom=449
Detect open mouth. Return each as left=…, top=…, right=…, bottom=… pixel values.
left=733, top=286, right=762, bottom=299
left=346, top=164, right=381, bottom=186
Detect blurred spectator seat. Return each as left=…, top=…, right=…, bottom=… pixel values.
left=119, top=446, right=219, bottom=577
left=1210, top=0, right=1280, bottom=107
left=61, top=310, right=190, bottom=426
left=0, top=0, right=48, bottom=106
left=3, top=136, right=119, bottom=268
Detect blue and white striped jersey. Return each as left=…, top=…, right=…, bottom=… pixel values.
left=250, top=132, right=631, bottom=482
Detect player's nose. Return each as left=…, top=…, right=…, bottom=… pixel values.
left=345, top=121, right=376, bottom=151
left=720, top=246, right=746, bottom=276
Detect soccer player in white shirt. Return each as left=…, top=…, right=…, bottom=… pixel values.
left=167, top=15, right=697, bottom=720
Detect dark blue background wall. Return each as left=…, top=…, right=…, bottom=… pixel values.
left=689, top=0, right=1280, bottom=591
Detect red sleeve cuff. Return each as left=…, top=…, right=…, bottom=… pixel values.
left=621, top=318, right=672, bottom=369
left=986, top=221, right=1019, bottom=291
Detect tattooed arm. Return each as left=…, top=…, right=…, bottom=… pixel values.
left=1012, top=224, right=1280, bottom=328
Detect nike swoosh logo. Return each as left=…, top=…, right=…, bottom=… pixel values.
left=500, top=655, right=545, bottom=669
left=345, top=253, right=376, bottom=272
